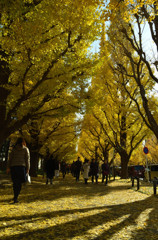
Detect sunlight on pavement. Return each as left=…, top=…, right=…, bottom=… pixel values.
left=0, top=207, right=109, bottom=239
left=0, top=177, right=158, bottom=240
left=70, top=214, right=131, bottom=240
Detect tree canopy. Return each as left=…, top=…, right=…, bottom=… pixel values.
left=0, top=0, right=102, bottom=147
left=1, top=0, right=158, bottom=178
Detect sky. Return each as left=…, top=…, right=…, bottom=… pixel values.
left=90, top=18, right=158, bottom=93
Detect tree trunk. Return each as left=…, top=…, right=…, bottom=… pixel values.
left=0, top=51, right=11, bottom=148
left=95, top=146, right=98, bottom=161
left=103, top=148, right=109, bottom=162
left=120, top=111, right=129, bottom=178
left=120, top=152, right=129, bottom=179
left=29, top=151, right=39, bottom=177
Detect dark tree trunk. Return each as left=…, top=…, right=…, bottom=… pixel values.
left=103, top=148, right=109, bottom=162
left=120, top=152, right=129, bottom=179
left=29, top=151, right=39, bottom=177
left=120, top=112, right=129, bottom=178
left=0, top=51, right=11, bottom=149
left=95, top=146, right=98, bottom=161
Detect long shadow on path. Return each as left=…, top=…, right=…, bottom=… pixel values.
left=1, top=176, right=158, bottom=239
left=1, top=196, right=158, bottom=240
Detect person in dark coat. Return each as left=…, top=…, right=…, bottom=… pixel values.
left=90, top=159, right=99, bottom=183
left=71, top=161, right=76, bottom=177
left=75, top=157, right=82, bottom=182
left=60, top=160, right=67, bottom=178
left=101, top=160, right=109, bottom=185
left=83, top=158, right=90, bottom=184
left=7, top=138, right=30, bottom=203
left=45, top=157, right=55, bottom=184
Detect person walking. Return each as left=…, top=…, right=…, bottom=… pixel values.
left=83, top=158, right=90, bottom=184
left=75, top=157, right=82, bottom=182
left=71, top=161, right=76, bottom=177
left=60, top=160, right=67, bottom=178
left=101, top=160, right=109, bottom=185
left=7, top=138, right=30, bottom=203
left=90, top=159, right=99, bottom=183
left=45, top=157, right=55, bottom=184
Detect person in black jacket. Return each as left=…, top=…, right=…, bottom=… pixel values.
left=61, top=160, right=67, bottom=178
left=90, top=159, right=99, bottom=183
left=45, top=157, right=55, bottom=184
left=75, top=157, right=82, bottom=182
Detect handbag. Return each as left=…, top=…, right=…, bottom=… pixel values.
left=26, top=173, right=31, bottom=183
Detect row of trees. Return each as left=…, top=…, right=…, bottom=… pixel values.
left=78, top=1, right=158, bottom=178
left=0, top=0, right=104, bottom=175
left=1, top=1, right=158, bottom=178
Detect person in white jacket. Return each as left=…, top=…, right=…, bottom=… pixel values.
left=83, top=159, right=90, bottom=184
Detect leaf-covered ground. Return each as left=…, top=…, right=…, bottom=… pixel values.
left=0, top=174, right=158, bottom=240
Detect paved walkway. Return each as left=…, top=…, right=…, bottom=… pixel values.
left=0, top=174, right=158, bottom=240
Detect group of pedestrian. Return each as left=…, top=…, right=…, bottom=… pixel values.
left=82, top=158, right=109, bottom=185
left=71, top=157, right=110, bottom=185
left=70, top=157, right=82, bottom=181
left=6, top=137, right=110, bottom=203
left=45, top=159, right=72, bottom=182
left=44, top=157, right=59, bottom=184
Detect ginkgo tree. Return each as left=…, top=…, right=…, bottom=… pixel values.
left=130, top=135, right=158, bottom=165
left=78, top=22, right=151, bottom=178
left=0, top=0, right=103, bottom=148
left=39, top=114, right=79, bottom=173
left=78, top=111, right=112, bottom=162
left=91, top=83, right=149, bottom=178
left=15, top=92, right=80, bottom=176
left=104, top=0, right=158, bottom=140
left=10, top=109, right=79, bottom=176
